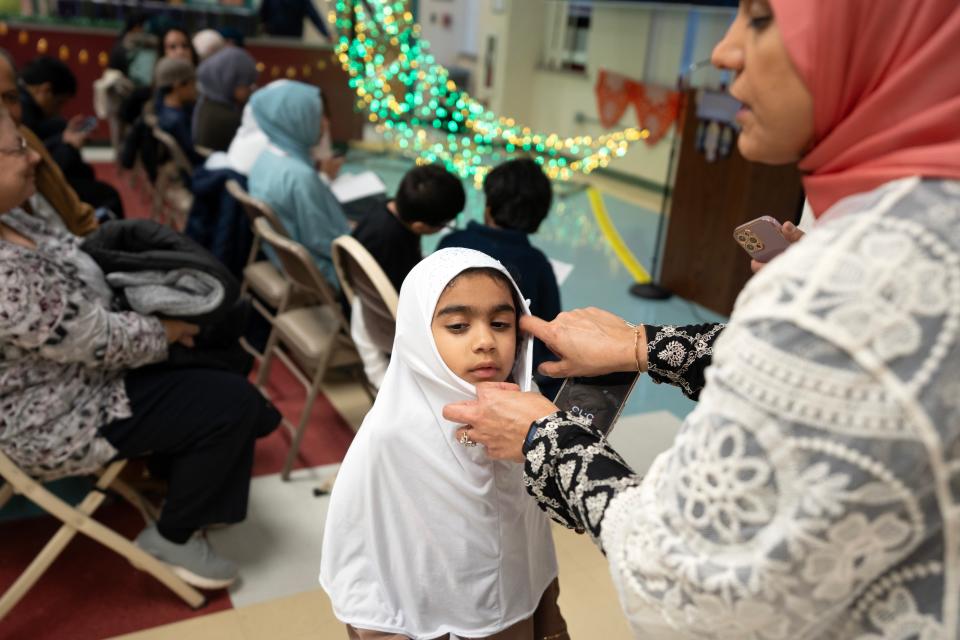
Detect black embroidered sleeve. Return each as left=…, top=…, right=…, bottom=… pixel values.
left=522, top=411, right=641, bottom=548
left=642, top=323, right=725, bottom=401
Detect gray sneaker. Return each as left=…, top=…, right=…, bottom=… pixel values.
left=135, top=524, right=239, bottom=590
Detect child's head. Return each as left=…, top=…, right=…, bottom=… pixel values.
left=483, top=158, right=552, bottom=233
left=431, top=267, right=521, bottom=386
left=395, top=164, right=466, bottom=235
left=155, top=57, right=197, bottom=105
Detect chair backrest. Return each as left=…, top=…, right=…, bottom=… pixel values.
left=226, top=179, right=290, bottom=238
left=151, top=126, right=193, bottom=174
left=252, top=216, right=345, bottom=324
left=332, top=235, right=398, bottom=355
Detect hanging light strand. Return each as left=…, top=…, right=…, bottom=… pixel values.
left=332, top=0, right=650, bottom=183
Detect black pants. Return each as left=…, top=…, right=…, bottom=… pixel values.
left=99, top=367, right=280, bottom=534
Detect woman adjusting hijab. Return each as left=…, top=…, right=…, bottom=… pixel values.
left=438, top=1, right=960, bottom=638
left=321, top=248, right=565, bottom=639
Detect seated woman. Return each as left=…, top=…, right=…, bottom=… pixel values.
left=246, top=81, right=350, bottom=288
left=0, top=109, right=280, bottom=589
left=157, top=26, right=198, bottom=66
left=153, top=56, right=203, bottom=167
left=192, top=47, right=259, bottom=152
left=192, top=29, right=226, bottom=63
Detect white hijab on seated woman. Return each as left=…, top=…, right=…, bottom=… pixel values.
left=320, top=248, right=557, bottom=639
left=204, top=79, right=333, bottom=177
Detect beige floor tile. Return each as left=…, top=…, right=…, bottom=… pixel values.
left=553, top=526, right=634, bottom=640
left=235, top=588, right=342, bottom=638
left=108, top=607, right=247, bottom=640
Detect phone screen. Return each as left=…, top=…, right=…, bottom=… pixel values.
left=78, top=116, right=98, bottom=133
left=552, top=371, right=640, bottom=436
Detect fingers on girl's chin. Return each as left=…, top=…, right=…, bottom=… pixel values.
left=538, top=364, right=563, bottom=377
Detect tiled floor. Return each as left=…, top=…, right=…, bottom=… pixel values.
left=4, top=148, right=726, bottom=639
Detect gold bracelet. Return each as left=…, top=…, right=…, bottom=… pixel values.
left=633, top=325, right=643, bottom=371
left=625, top=321, right=642, bottom=371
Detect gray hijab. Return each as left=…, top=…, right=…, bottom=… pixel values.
left=192, top=46, right=258, bottom=133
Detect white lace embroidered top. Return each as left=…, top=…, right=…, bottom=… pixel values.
left=601, top=177, right=960, bottom=638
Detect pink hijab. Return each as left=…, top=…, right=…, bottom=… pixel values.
left=770, top=0, right=960, bottom=216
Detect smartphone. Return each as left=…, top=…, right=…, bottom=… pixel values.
left=734, top=215, right=790, bottom=263
left=76, top=116, right=98, bottom=134
left=552, top=371, right=641, bottom=436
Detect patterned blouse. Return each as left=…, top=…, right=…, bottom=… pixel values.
left=643, top=322, right=724, bottom=400
left=524, top=178, right=960, bottom=638
left=0, top=210, right=168, bottom=480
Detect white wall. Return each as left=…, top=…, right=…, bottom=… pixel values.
left=419, top=0, right=478, bottom=68
left=468, top=0, right=735, bottom=189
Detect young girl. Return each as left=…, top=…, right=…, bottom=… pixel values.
left=321, top=248, right=566, bottom=640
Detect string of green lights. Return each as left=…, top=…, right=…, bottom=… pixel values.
left=331, top=0, right=652, bottom=183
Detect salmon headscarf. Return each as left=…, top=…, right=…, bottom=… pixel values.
left=769, top=0, right=960, bottom=216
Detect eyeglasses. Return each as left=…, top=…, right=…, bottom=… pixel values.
left=0, top=136, right=28, bottom=157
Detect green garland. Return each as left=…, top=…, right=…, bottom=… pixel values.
left=332, top=0, right=650, bottom=184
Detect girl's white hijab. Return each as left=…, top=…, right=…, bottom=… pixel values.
left=320, top=248, right=557, bottom=638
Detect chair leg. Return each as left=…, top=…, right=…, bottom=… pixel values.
left=0, top=460, right=204, bottom=619
left=254, top=323, right=282, bottom=389
left=353, top=364, right=377, bottom=402
left=281, top=367, right=327, bottom=482
left=108, top=477, right=162, bottom=524
left=0, top=482, right=14, bottom=510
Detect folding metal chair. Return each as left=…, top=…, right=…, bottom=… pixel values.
left=150, top=126, right=195, bottom=230
left=226, top=179, right=294, bottom=386
left=252, top=217, right=373, bottom=480
left=0, top=450, right=204, bottom=619
left=332, top=234, right=399, bottom=379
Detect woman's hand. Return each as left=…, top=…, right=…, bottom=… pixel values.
left=319, top=156, right=345, bottom=181
left=62, top=115, right=91, bottom=149
left=750, top=221, right=805, bottom=273
left=443, top=382, right=560, bottom=462
left=160, top=319, right=200, bottom=347
left=521, top=308, right=644, bottom=378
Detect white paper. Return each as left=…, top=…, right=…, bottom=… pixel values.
left=329, top=171, right=387, bottom=203
left=549, top=258, right=574, bottom=286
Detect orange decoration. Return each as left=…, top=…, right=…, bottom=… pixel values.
left=594, top=69, right=681, bottom=146
left=36, top=38, right=48, bottom=54
left=98, top=51, right=108, bottom=67
left=256, top=61, right=265, bottom=73
left=285, top=65, right=296, bottom=78
left=18, top=31, right=28, bottom=45
left=78, top=49, right=89, bottom=65
left=270, top=65, right=280, bottom=78
left=58, top=45, right=70, bottom=61
left=0, top=23, right=9, bottom=36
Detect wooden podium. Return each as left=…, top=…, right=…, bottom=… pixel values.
left=658, top=90, right=804, bottom=316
